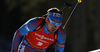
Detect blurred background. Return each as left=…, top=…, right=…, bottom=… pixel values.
left=0, top=0, right=100, bottom=52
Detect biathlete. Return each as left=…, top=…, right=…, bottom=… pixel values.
left=11, top=8, right=66, bottom=52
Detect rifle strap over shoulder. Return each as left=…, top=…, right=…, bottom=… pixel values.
left=33, top=17, right=46, bottom=31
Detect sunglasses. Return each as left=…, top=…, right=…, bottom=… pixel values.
left=49, top=18, right=62, bottom=26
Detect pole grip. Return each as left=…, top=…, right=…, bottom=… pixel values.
left=60, top=3, right=71, bottom=11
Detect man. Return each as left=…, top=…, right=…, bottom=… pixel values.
left=11, top=8, right=66, bottom=52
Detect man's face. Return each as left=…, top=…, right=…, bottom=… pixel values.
left=46, top=18, right=61, bottom=33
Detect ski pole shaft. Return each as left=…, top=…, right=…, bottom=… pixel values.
left=63, top=0, right=82, bottom=29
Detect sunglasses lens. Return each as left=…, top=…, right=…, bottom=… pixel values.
left=56, top=23, right=61, bottom=26
left=51, top=22, right=55, bottom=25
left=49, top=18, right=61, bottom=26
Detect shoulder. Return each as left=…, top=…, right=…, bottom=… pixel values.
left=34, top=17, right=45, bottom=24
left=19, top=17, right=45, bottom=32
left=25, top=17, right=45, bottom=25
left=57, top=26, right=66, bottom=44
left=58, top=26, right=66, bottom=38
left=26, top=17, right=44, bottom=23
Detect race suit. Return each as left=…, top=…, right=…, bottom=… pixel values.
left=11, top=17, right=66, bottom=52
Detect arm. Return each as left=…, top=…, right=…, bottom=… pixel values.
left=11, top=18, right=39, bottom=52
left=55, top=29, right=66, bottom=52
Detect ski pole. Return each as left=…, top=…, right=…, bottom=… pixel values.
left=63, top=0, right=82, bottom=29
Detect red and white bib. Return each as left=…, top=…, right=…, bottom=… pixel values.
left=25, top=27, right=57, bottom=50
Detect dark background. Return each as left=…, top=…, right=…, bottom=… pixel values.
left=0, top=0, right=100, bottom=52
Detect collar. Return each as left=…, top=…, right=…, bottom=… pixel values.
left=43, top=24, right=51, bottom=34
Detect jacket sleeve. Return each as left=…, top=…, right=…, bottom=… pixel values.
left=55, top=29, right=66, bottom=52
left=11, top=18, right=39, bottom=52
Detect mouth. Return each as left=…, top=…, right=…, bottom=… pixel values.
left=51, top=28, right=56, bottom=32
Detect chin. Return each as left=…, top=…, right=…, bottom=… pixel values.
left=49, top=31, right=53, bottom=33
left=50, top=30, right=56, bottom=33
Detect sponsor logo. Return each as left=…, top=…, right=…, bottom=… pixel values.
left=36, top=37, right=49, bottom=43
left=53, top=13, right=61, bottom=17
left=25, top=25, right=30, bottom=31
left=35, top=33, right=54, bottom=41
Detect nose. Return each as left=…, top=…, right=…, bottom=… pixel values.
left=53, top=25, right=57, bottom=28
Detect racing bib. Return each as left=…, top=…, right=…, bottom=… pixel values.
left=25, top=27, right=56, bottom=50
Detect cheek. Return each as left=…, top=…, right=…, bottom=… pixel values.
left=46, top=22, right=52, bottom=29
left=49, top=23, right=53, bottom=26
left=47, top=21, right=53, bottom=27
left=57, top=26, right=60, bottom=29
left=48, top=23, right=53, bottom=29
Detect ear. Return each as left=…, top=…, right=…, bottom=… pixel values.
left=45, top=18, right=48, bottom=22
